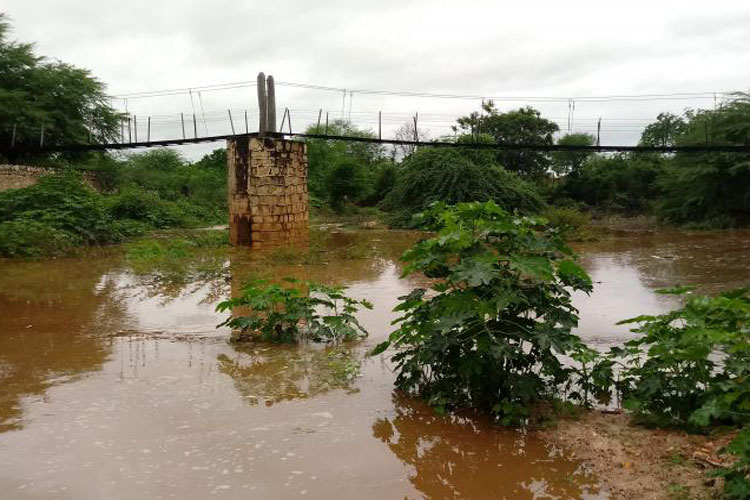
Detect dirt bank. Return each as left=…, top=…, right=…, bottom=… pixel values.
left=539, top=411, right=734, bottom=500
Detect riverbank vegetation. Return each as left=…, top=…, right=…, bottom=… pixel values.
left=0, top=149, right=226, bottom=257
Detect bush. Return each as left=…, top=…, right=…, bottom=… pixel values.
left=542, top=207, right=594, bottom=241
left=556, top=154, right=664, bottom=214
left=382, top=148, right=546, bottom=226
left=610, top=287, right=750, bottom=429
left=326, top=159, right=369, bottom=208
left=0, top=219, right=76, bottom=257
left=217, top=279, right=373, bottom=343
left=715, top=427, right=750, bottom=499
left=106, top=188, right=202, bottom=228
left=372, top=201, right=603, bottom=424
left=0, top=171, right=120, bottom=255
left=111, top=149, right=227, bottom=224
left=305, top=121, right=386, bottom=204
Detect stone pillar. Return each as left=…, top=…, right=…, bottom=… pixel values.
left=227, top=136, right=309, bottom=248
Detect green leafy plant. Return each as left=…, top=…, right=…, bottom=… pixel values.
left=715, top=427, right=750, bottom=499
left=372, top=201, right=603, bottom=424
left=610, top=287, right=750, bottom=429
left=217, top=279, right=373, bottom=343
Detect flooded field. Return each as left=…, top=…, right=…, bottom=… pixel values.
left=1, top=227, right=749, bottom=500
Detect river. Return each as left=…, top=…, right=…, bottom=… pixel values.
left=1, top=227, right=749, bottom=499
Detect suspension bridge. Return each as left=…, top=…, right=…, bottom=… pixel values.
left=2, top=72, right=749, bottom=248
left=2, top=74, right=748, bottom=156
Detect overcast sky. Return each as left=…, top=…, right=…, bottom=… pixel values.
left=4, top=0, right=750, bottom=157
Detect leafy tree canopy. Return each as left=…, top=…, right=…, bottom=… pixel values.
left=455, top=101, right=559, bottom=178
left=552, top=132, right=595, bottom=176
left=657, top=95, right=750, bottom=226
left=0, top=13, right=121, bottom=159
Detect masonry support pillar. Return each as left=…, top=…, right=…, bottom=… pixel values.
left=227, top=135, right=309, bottom=248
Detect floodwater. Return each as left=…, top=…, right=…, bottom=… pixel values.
left=1, top=227, right=749, bottom=500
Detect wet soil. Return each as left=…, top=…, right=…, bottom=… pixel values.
left=541, top=411, right=734, bottom=500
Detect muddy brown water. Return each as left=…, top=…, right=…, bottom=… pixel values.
left=1, top=227, right=749, bottom=499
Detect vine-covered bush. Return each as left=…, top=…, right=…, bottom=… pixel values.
left=372, top=201, right=604, bottom=424
left=217, top=279, right=372, bottom=343
left=611, top=287, right=750, bottom=429
left=382, top=148, right=545, bottom=227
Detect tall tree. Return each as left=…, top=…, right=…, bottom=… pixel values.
left=657, top=96, right=750, bottom=226
left=455, top=101, right=559, bottom=177
left=639, top=112, right=688, bottom=147
left=0, top=14, right=121, bottom=159
left=552, top=132, right=596, bottom=176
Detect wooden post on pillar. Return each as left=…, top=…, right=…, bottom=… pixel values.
left=257, top=72, right=267, bottom=135
left=266, top=75, right=276, bottom=133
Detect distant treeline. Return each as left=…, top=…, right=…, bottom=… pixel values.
left=303, top=96, right=750, bottom=229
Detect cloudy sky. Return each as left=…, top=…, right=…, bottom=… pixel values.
left=4, top=0, right=750, bottom=156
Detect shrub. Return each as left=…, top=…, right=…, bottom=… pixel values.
left=106, top=188, right=202, bottom=228
left=0, top=219, right=76, bottom=257
left=112, top=149, right=227, bottom=224
left=715, top=427, right=750, bottom=499
left=371, top=201, right=602, bottom=424
left=326, top=159, right=369, bottom=208
left=610, top=287, right=750, bottom=429
left=382, top=148, right=545, bottom=226
left=0, top=171, right=119, bottom=255
left=556, top=153, right=664, bottom=214
left=217, top=279, right=373, bottom=343
left=542, top=207, right=594, bottom=241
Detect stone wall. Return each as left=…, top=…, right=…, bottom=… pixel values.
left=0, top=164, right=101, bottom=192
left=227, top=136, right=308, bottom=248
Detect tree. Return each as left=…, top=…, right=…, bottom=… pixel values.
left=552, top=133, right=596, bottom=176
left=0, top=14, right=121, bottom=160
left=639, top=112, right=687, bottom=147
left=657, top=96, right=750, bottom=226
left=391, top=121, right=430, bottom=160
left=304, top=120, right=385, bottom=203
left=455, top=101, right=559, bottom=177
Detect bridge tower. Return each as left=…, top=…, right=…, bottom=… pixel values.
left=227, top=73, right=309, bottom=248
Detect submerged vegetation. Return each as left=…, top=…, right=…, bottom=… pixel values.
left=371, top=201, right=602, bottom=424
left=217, top=279, right=372, bottom=343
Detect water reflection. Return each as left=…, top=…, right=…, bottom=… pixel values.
left=217, top=343, right=362, bottom=405
left=372, top=393, right=607, bottom=500
left=0, top=257, right=123, bottom=432
left=573, top=229, right=750, bottom=348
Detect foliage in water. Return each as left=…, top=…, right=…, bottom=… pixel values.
left=217, top=279, right=373, bottom=344
left=371, top=201, right=607, bottom=424
left=610, top=286, right=750, bottom=429
left=124, top=230, right=229, bottom=297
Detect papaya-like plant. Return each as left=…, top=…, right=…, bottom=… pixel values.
left=372, top=201, right=603, bottom=424
left=715, top=426, right=750, bottom=499
left=217, top=279, right=372, bottom=343
left=611, top=286, right=750, bottom=429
